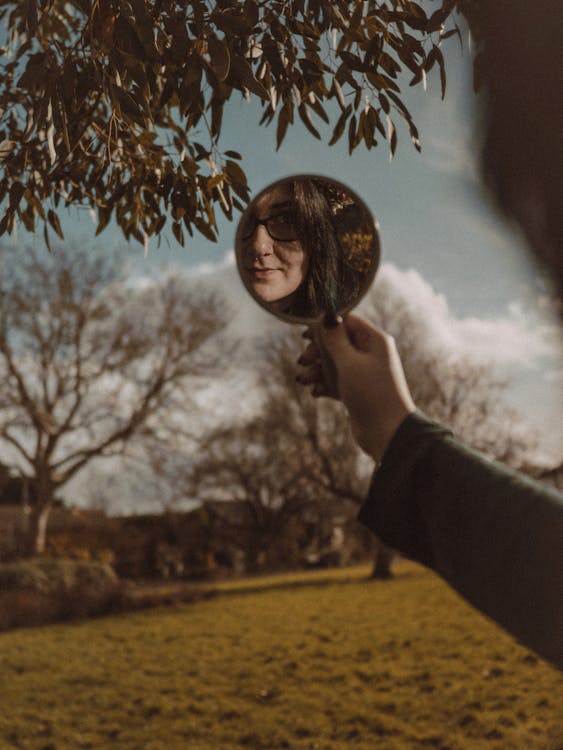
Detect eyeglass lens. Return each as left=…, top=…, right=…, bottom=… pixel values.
left=241, top=213, right=298, bottom=241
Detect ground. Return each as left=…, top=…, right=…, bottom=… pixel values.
left=0, top=562, right=561, bottom=749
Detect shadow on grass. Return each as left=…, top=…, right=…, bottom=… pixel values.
left=207, top=562, right=423, bottom=601
left=0, top=562, right=424, bottom=632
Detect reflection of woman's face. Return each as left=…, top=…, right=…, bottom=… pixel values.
left=238, top=184, right=309, bottom=311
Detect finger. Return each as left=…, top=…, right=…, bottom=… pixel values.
left=321, top=313, right=387, bottom=355
left=297, top=341, right=321, bottom=367
left=311, top=382, right=337, bottom=399
left=296, top=363, right=322, bottom=386
left=322, top=312, right=343, bottom=329
left=344, top=314, right=386, bottom=352
left=316, top=315, right=354, bottom=360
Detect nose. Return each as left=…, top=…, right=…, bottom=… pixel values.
left=247, top=223, right=274, bottom=258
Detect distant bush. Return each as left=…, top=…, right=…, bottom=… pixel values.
left=0, top=558, right=124, bottom=630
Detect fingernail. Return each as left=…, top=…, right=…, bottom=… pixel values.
left=324, top=313, right=342, bottom=329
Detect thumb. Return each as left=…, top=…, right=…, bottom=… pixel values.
left=321, top=313, right=384, bottom=356
left=317, top=315, right=355, bottom=361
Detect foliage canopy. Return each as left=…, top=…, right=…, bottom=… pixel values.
left=0, top=0, right=460, bottom=248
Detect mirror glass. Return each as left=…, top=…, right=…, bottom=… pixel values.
left=235, top=174, right=380, bottom=324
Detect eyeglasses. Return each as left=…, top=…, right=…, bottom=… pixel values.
left=240, top=211, right=299, bottom=242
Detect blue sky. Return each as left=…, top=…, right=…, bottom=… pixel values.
left=10, top=25, right=563, bottom=462
left=20, top=28, right=543, bottom=317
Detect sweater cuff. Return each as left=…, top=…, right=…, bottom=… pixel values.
left=357, top=411, right=451, bottom=564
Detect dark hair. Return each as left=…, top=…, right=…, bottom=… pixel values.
left=285, top=178, right=373, bottom=319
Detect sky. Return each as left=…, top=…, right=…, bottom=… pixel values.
left=4, top=19, right=563, bottom=509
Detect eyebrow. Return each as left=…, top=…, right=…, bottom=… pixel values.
left=254, top=200, right=295, bottom=218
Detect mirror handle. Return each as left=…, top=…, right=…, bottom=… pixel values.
left=308, top=323, right=339, bottom=399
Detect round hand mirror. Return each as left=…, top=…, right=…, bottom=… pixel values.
left=235, top=174, right=380, bottom=325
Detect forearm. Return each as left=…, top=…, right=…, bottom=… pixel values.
left=358, top=412, right=563, bottom=670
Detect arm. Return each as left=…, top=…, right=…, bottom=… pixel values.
left=298, top=315, right=563, bottom=670
left=360, top=410, right=563, bottom=670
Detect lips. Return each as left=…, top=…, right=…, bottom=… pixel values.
left=246, top=267, right=281, bottom=278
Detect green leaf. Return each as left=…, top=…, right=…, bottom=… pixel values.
left=96, top=206, right=112, bottom=235
left=389, top=118, right=397, bottom=158
left=243, top=0, right=259, bottom=27
left=276, top=106, right=289, bottom=150
left=229, top=179, right=250, bottom=204
left=47, top=209, right=64, bottom=240
left=328, top=105, right=351, bottom=146
left=307, top=96, right=329, bottom=124
left=172, top=221, right=185, bottom=246
left=9, top=182, right=24, bottom=210
left=225, top=159, right=247, bottom=186
left=211, top=100, right=223, bottom=137
left=20, top=207, right=35, bottom=232
left=214, top=10, right=250, bottom=36
left=340, top=50, right=364, bottom=72
left=43, top=223, right=51, bottom=251
left=298, top=103, right=321, bottom=139
left=208, top=36, right=230, bottom=81
left=362, top=111, right=375, bottom=149
left=332, top=78, right=346, bottom=110
left=0, top=140, right=16, bottom=160
left=194, top=217, right=217, bottom=242
left=348, top=114, right=357, bottom=155
left=366, top=71, right=390, bottom=90
left=229, top=55, right=268, bottom=100
left=434, top=46, right=446, bottom=99
left=208, top=174, right=225, bottom=190
left=0, top=211, right=13, bottom=236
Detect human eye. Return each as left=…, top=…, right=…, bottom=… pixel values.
left=270, top=211, right=296, bottom=228
left=240, top=213, right=257, bottom=238
left=267, top=211, right=298, bottom=240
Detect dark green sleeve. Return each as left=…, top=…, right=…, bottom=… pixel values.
left=358, top=411, right=563, bottom=671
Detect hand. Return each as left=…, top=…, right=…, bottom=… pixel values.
left=297, top=314, right=416, bottom=462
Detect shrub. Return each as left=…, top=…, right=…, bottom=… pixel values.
left=0, top=558, right=124, bottom=630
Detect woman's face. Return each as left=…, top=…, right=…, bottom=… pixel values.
left=238, top=184, right=309, bottom=310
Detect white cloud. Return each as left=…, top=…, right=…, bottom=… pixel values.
left=118, top=259, right=563, bottom=458
left=359, top=265, right=562, bottom=457
left=365, top=264, right=561, bottom=368
left=129, top=256, right=561, bottom=373
left=191, top=248, right=236, bottom=276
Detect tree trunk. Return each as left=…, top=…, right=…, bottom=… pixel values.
left=371, top=540, right=395, bottom=579
left=26, top=502, right=53, bottom=556
left=24, top=470, right=55, bottom=557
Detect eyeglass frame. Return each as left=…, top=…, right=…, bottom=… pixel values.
left=239, top=212, right=300, bottom=243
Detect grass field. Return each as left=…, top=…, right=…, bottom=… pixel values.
left=1, top=562, right=561, bottom=750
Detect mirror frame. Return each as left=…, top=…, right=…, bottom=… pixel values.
left=234, top=173, right=381, bottom=325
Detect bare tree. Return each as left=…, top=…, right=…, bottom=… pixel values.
left=148, top=329, right=376, bottom=573
left=241, top=322, right=538, bottom=576
left=263, top=330, right=399, bottom=577
left=147, top=280, right=541, bottom=577
left=359, top=273, right=536, bottom=469
left=0, top=244, right=225, bottom=555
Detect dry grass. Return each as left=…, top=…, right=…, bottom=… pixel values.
left=0, top=562, right=561, bottom=750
